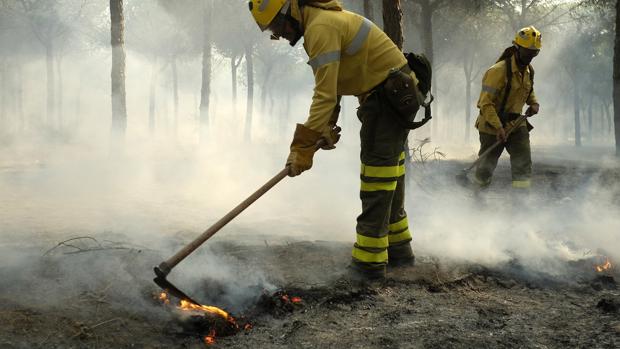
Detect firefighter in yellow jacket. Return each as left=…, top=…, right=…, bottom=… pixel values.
left=249, top=0, right=427, bottom=280
left=474, top=26, right=542, bottom=190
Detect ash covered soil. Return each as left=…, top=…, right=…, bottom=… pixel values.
left=1, top=159, right=620, bottom=348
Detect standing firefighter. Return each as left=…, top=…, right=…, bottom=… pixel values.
left=474, top=26, right=542, bottom=191
left=248, top=0, right=431, bottom=280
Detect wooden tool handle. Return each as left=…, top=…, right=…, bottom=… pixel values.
left=161, top=167, right=290, bottom=272
left=466, top=115, right=527, bottom=172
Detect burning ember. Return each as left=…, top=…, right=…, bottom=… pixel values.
left=595, top=258, right=613, bottom=273
left=158, top=291, right=170, bottom=305
left=203, top=329, right=216, bottom=345
left=281, top=294, right=303, bottom=304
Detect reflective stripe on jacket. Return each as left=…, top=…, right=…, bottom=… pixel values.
left=475, top=55, right=538, bottom=135
left=300, top=6, right=416, bottom=132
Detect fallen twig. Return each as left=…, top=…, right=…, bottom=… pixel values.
left=43, top=236, right=102, bottom=256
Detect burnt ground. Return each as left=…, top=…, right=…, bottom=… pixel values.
left=1, top=158, right=620, bottom=348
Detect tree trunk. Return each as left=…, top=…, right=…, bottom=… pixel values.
left=110, top=0, right=127, bottom=141
left=605, top=100, right=613, bottom=137
left=244, top=46, right=254, bottom=142
left=587, top=94, right=593, bottom=143
left=284, top=89, right=291, bottom=138
left=465, top=77, right=472, bottom=142
left=419, top=0, right=433, bottom=64
left=363, top=0, right=374, bottom=21
left=171, top=57, right=179, bottom=136
left=463, top=53, right=473, bottom=142
left=45, top=43, right=55, bottom=127
left=57, top=54, right=63, bottom=130
left=419, top=0, right=437, bottom=138
left=200, top=0, right=213, bottom=142
left=382, top=0, right=404, bottom=49
left=231, top=56, right=239, bottom=108
left=574, top=84, right=582, bottom=147
left=76, top=75, right=82, bottom=131
left=260, top=64, right=274, bottom=113
left=0, top=58, right=6, bottom=127
left=614, top=0, right=620, bottom=156
left=17, top=63, right=24, bottom=131
left=149, top=59, right=157, bottom=135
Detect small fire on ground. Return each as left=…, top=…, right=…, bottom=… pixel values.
left=595, top=258, right=613, bottom=273
left=158, top=291, right=243, bottom=345
left=157, top=290, right=303, bottom=346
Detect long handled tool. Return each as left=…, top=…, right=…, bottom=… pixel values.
left=153, top=166, right=291, bottom=304
left=455, top=114, right=528, bottom=186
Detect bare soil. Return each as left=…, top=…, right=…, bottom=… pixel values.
left=1, top=159, right=619, bottom=349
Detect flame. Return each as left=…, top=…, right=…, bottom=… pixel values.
left=244, top=323, right=253, bottom=331
left=204, top=329, right=216, bottom=345
left=158, top=291, right=170, bottom=305
left=178, top=299, right=233, bottom=322
left=595, top=258, right=612, bottom=272
left=291, top=296, right=302, bottom=303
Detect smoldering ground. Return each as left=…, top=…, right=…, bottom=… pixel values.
left=1, top=132, right=620, bottom=347
left=0, top=1, right=618, bottom=346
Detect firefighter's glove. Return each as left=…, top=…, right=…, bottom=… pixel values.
left=286, top=124, right=322, bottom=177
left=525, top=103, right=539, bottom=117
left=319, top=104, right=342, bottom=150
left=319, top=125, right=342, bottom=150
left=496, top=127, right=507, bottom=143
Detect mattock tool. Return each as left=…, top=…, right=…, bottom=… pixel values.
left=455, top=114, right=529, bottom=187
left=154, top=140, right=327, bottom=304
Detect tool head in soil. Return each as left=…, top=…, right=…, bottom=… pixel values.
left=154, top=263, right=200, bottom=305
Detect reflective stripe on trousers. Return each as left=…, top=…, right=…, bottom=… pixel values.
left=353, top=91, right=412, bottom=269
left=353, top=151, right=412, bottom=266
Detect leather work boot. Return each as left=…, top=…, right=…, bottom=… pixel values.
left=387, top=244, right=415, bottom=268
left=346, top=262, right=386, bottom=282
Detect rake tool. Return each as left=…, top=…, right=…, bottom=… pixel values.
left=455, top=114, right=528, bottom=187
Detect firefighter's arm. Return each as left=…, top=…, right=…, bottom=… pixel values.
left=525, top=89, right=539, bottom=116
left=477, top=65, right=506, bottom=130
left=303, top=24, right=341, bottom=138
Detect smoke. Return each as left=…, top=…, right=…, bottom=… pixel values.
left=0, top=0, right=617, bottom=317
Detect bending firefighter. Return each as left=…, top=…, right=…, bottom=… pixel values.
left=248, top=0, right=431, bottom=280
left=474, top=26, right=542, bottom=191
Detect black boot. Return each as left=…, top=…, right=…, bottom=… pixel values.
left=388, top=243, right=415, bottom=268
left=346, top=261, right=386, bottom=281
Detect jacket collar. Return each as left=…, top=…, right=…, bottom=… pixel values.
left=291, top=0, right=342, bottom=28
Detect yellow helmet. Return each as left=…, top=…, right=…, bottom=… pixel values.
left=248, top=0, right=289, bottom=31
left=513, top=26, right=542, bottom=50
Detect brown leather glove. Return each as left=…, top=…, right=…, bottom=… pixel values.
left=525, top=103, right=540, bottom=117
left=320, top=102, right=342, bottom=150
left=319, top=125, right=342, bottom=150
left=286, top=124, right=322, bottom=177
left=496, top=127, right=507, bottom=143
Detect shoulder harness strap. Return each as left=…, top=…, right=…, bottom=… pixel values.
left=498, top=57, right=512, bottom=125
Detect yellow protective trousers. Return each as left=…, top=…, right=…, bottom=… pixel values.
left=352, top=92, right=414, bottom=272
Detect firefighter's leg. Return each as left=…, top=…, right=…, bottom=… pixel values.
left=474, top=132, right=505, bottom=188
left=352, top=93, right=407, bottom=278
left=505, top=127, right=532, bottom=190
left=387, top=154, right=414, bottom=266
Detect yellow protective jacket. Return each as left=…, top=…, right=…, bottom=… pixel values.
left=475, top=55, right=538, bottom=135
left=292, top=1, right=415, bottom=132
